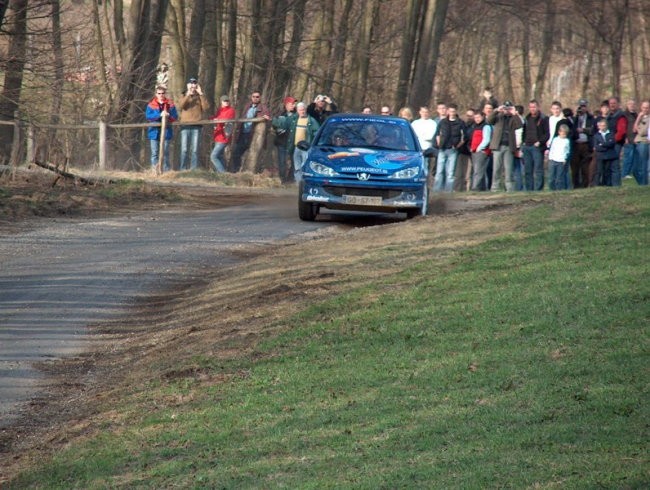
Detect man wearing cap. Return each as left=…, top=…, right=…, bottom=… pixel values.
left=178, top=77, right=209, bottom=170
left=210, top=95, right=236, bottom=173
left=273, top=96, right=297, bottom=183
left=307, top=94, right=338, bottom=125
left=145, top=86, right=178, bottom=172
left=571, top=99, right=595, bottom=188
left=487, top=100, right=523, bottom=191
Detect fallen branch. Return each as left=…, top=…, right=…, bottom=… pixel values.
left=31, top=160, right=114, bottom=186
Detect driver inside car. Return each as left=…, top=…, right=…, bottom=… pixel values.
left=362, top=125, right=380, bottom=145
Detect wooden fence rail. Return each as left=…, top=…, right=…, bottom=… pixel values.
left=1, top=117, right=265, bottom=170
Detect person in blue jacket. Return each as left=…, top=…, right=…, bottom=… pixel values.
left=146, top=86, right=178, bottom=172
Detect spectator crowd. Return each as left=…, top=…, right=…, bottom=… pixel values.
left=144, top=79, right=649, bottom=191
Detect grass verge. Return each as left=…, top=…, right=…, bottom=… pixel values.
left=8, top=187, right=649, bottom=489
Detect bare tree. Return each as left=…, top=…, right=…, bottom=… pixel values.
left=409, top=0, right=449, bottom=108
left=0, top=0, right=28, bottom=159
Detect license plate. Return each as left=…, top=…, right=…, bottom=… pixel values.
left=343, top=195, right=382, bottom=206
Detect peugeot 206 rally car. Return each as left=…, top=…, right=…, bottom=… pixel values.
left=296, top=114, right=434, bottom=221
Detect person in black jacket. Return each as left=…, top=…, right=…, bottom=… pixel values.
left=571, top=99, right=595, bottom=188
left=434, top=104, right=465, bottom=192
left=592, top=118, right=618, bottom=186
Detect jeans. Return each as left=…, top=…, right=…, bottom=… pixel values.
left=522, top=145, right=544, bottom=191
left=491, top=145, right=515, bottom=191
left=276, top=144, right=291, bottom=183
left=434, top=148, right=458, bottom=192
left=548, top=160, right=567, bottom=190
left=149, top=138, right=171, bottom=172
left=293, top=148, right=308, bottom=182
left=609, top=144, right=622, bottom=186
left=180, top=126, right=201, bottom=170
left=210, top=142, right=227, bottom=173
left=513, top=155, right=523, bottom=191
left=471, top=151, right=488, bottom=191
left=231, top=131, right=253, bottom=172
left=622, top=142, right=636, bottom=177
left=454, top=153, right=471, bottom=191
left=634, top=142, right=649, bottom=185
left=592, top=159, right=613, bottom=187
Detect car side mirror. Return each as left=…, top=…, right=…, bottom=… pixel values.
left=296, top=140, right=310, bottom=151
left=423, top=147, right=436, bottom=157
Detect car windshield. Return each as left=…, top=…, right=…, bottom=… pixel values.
left=315, top=119, right=417, bottom=151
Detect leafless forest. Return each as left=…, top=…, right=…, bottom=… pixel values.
left=0, top=0, right=647, bottom=170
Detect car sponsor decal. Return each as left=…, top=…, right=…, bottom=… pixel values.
left=327, top=151, right=360, bottom=160
left=362, top=153, right=419, bottom=169
left=340, top=166, right=388, bottom=174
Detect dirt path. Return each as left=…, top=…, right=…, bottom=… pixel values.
left=0, top=193, right=339, bottom=429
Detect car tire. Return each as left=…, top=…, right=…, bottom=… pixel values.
left=406, top=186, right=428, bottom=219
left=298, top=182, right=318, bottom=221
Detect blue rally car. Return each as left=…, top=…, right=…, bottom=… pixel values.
left=297, top=114, right=433, bottom=221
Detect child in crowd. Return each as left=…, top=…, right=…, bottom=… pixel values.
left=548, top=124, right=571, bottom=190
left=592, top=118, right=618, bottom=186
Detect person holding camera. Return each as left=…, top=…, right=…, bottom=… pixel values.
left=307, top=94, right=338, bottom=125
left=570, top=99, right=595, bottom=188
left=178, top=77, right=209, bottom=170
left=487, top=100, right=523, bottom=192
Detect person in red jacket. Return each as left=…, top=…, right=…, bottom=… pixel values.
left=210, top=95, right=236, bottom=173
left=470, top=111, right=492, bottom=191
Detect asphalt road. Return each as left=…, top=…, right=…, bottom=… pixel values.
left=0, top=194, right=333, bottom=428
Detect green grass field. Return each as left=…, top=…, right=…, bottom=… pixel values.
left=9, top=187, right=649, bottom=489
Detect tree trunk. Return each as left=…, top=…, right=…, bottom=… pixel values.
left=187, top=0, right=205, bottom=81
left=202, top=0, right=218, bottom=113
left=395, top=0, right=422, bottom=111
left=533, top=0, right=555, bottom=100
left=113, top=0, right=127, bottom=66
left=409, top=0, right=449, bottom=108
left=50, top=0, right=64, bottom=123
left=627, top=11, right=638, bottom=101
left=167, top=0, right=186, bottom=97
left=498, top=15, right=514, bottom=101
left=91, top=0, right=113, bottom=111
left=609, top=0, right=628, bottom=95
left=521, top=20, right=532, bottom=99
left=0, top=0, right=28, bottom=159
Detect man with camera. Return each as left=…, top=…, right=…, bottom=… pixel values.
left=178, top=77, right=208, bottom=170
left=487, top=100, right=523, bottom=192
left=571, top=99, right=595, bottom=188
left=307, top=94, right=338, bottom=125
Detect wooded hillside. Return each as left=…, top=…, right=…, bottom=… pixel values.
left=0, top=0, right=647, bottom=169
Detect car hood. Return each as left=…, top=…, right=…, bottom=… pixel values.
left=310, top=147, right=422, bottom=175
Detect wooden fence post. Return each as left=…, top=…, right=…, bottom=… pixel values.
left=98, top=119, right=107, bottom=170
left=26, top=123, right=34, bottom=164
left=10, top=111, right=20, bottom=168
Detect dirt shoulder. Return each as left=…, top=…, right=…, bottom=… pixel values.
left=0, top=165, right=288, bottom=234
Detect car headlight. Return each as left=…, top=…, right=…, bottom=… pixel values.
left=309, top=161, right=340, bottom=177
left=388, top=166, right=420, bottom=179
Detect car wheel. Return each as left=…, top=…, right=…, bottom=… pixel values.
left=406, top=186, right=428, bottom=219
left=298, top=182, right=318, bottom=221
